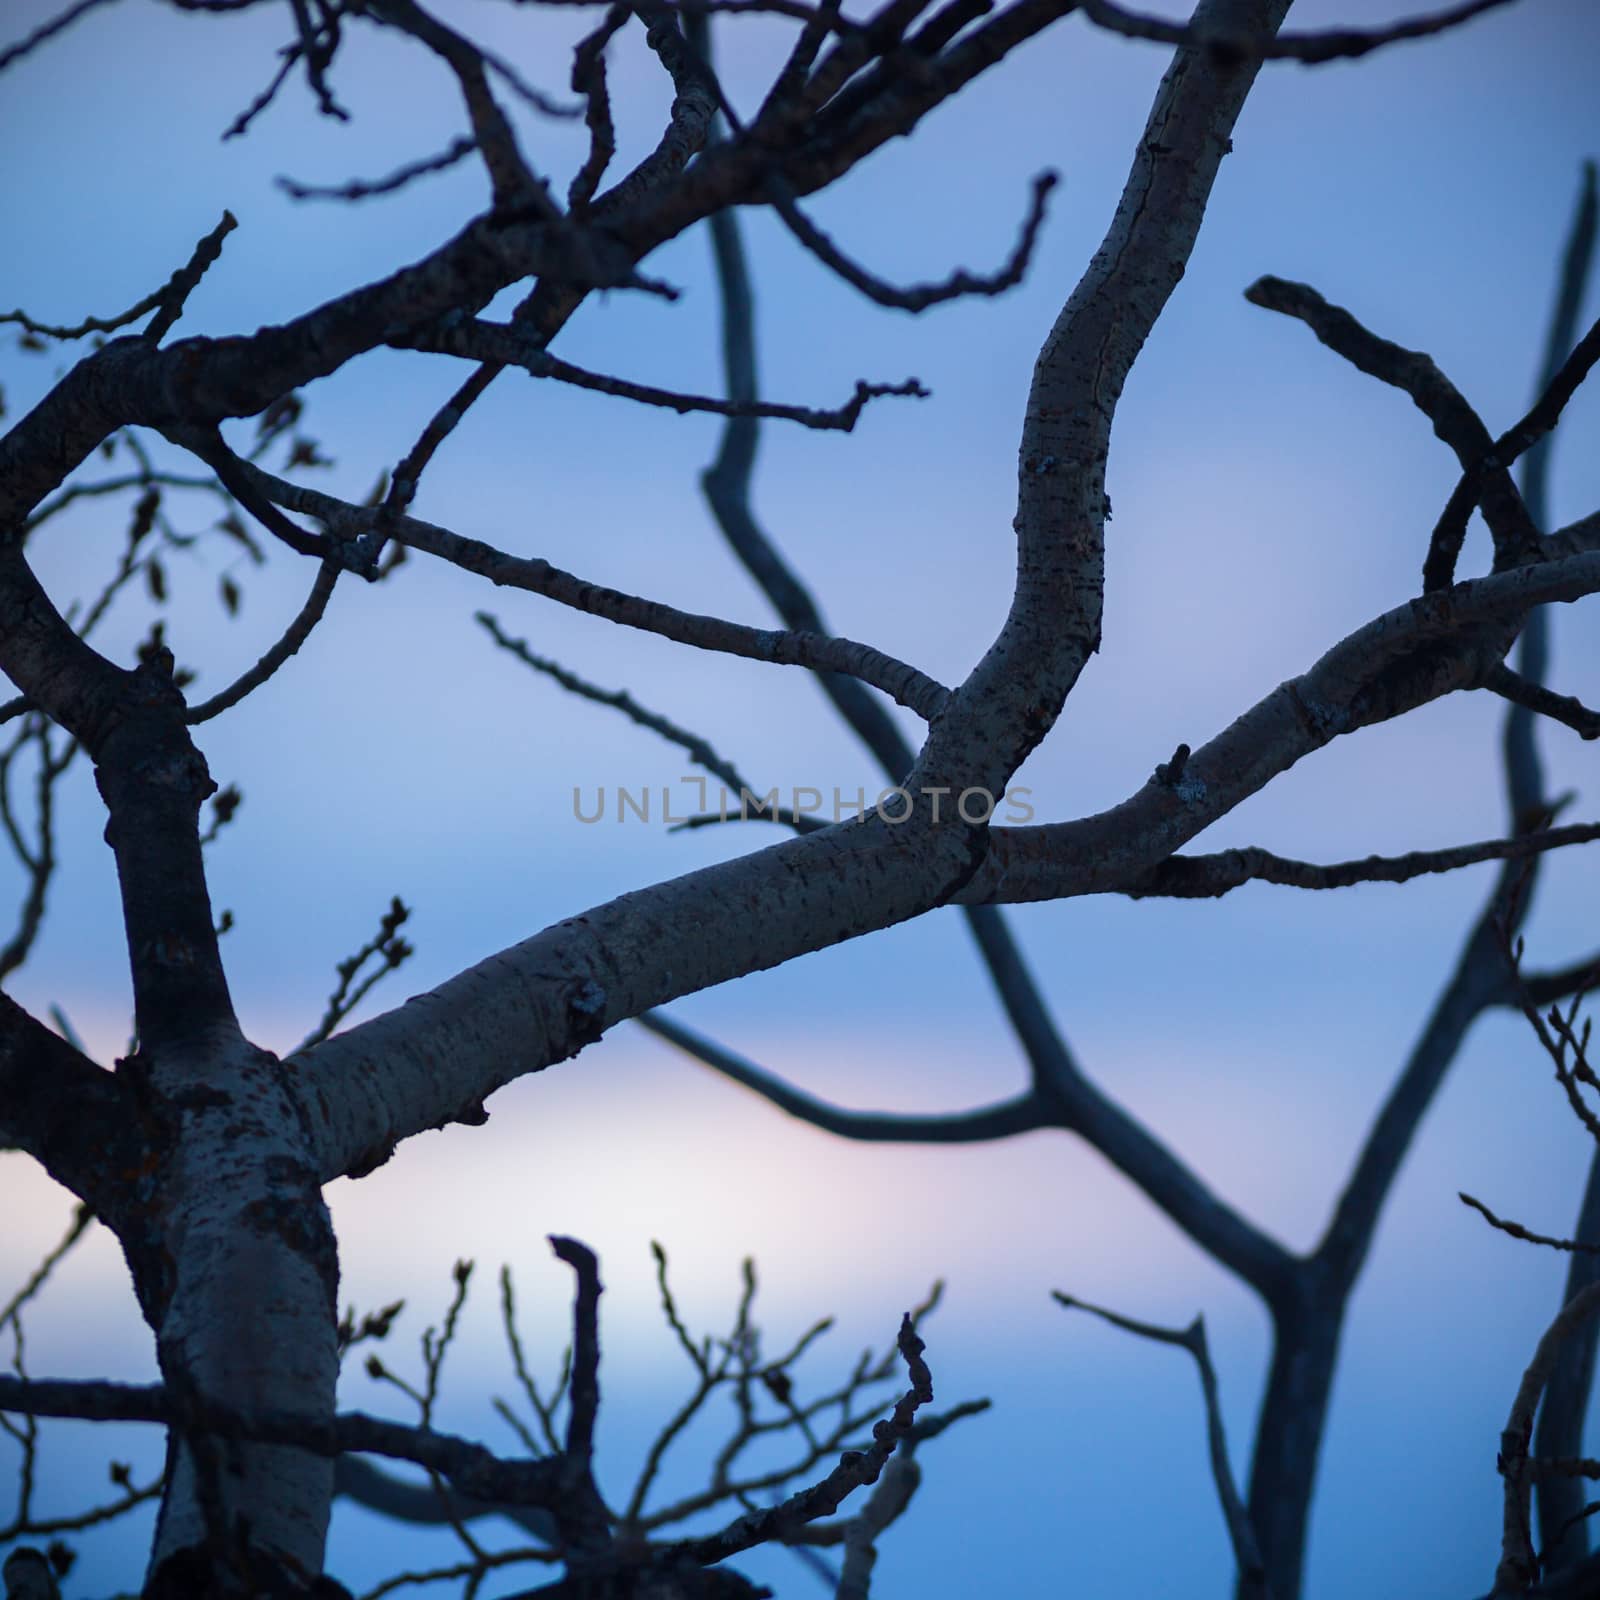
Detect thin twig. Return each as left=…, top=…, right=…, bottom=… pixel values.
left=402, top=315, right=929, bottom=428
left=1054, top=1292, right=1270, bottom=1598
left=277, top=137, right=479, bottom=202
left=0, top=0, right=122, bottom=77
left=1128, top=822, right=1600, bottom=899
left=186, top=560, right=340, bottom=723
left=1, top=212, right=235, bottom=343
left=0, top=1206, right=92, bottom=1337
left=1079, top=0, right=1518, bottom=64
left=768, top=170, right=1057, bottom=312
left=1461, top=1192, right=1600, bottom=1257
left=237, top=461, right=952, bottom=717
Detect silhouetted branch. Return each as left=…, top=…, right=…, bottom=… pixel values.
left=294, top=897, right=414, bottom=1054
left=0, top=0, right=119, bottom=76
left=1245, top=274, right=1538, bottom=577
left=638, top=1010, right=1050, bottom=1143
left=768, top=170, right=1057, bottom=312
left=1, top=212, right=235, bottom=344
left=237, top=461, right=953, bottom=717
left=1055, top=1292, right=1269, bottom=1598
left=1435, top=164, right=1598, bottom=593
left=402, top=315, right=930, bottom=427
left=660, top=1313, right=933, bottom=1566
left=277, top=137, right=479, bottom=202
left=186, top=559, right=340, bottom=724
left=1484, top=667, right=1600, bottom=740
left=1461, top=1192, right=1600, bottom=1257
left=1129, top=822, right=1600, bottom=899
left=369, top=0, right=550, bottom=207
left=1493, top=1281, right=1600, bottom=1596
left=1078, top=0, right=1517, bottom=64
left=479, top=611, right=766, bottom=804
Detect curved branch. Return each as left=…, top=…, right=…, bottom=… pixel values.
left=637, top=1010, right=1049, bottom=1142
left=1245, top=274, right=1538, bottom=578
left=639, top=1008, right=1295, bottom=1303
left=1493, top=1281, right=1600, bottom=1596
left=1079, top=0, right=1519, bottom=64
left=186, top=560, right=340, bottom=724
left=766, top=169, right=1058, bottom=312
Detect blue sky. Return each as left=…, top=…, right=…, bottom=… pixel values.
left=2, top=0, right=1600, bottom=1595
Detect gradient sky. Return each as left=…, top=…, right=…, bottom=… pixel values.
left=2, top=0, right=1599, bottom=1596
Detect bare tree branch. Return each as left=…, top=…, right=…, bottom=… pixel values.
left=1484, top=665, right=1600, bottom=741
left=401, top=314, right=930, bottom=427
left=1494, top=1281, right=1600, bottom=1596
left=1127, top=822, right=1600, bottom=899
left=638, top=1009, right=1050, bottom=1142
left=277, top=137, right=480, bottom=203
left=1245, top=274, right=1539, bottom=578
left=236, top=461, right=952, bottom=717
left=186, top=559, right=340, bottom=724
left=1077, top=0, right=1520, bottom=65
left=1461, top=1192, right=1600, bottom=1257
left=767, top=169, right=1058, bottom=312
left=1054, top=1293, right=1269, bottom=1598
left=0, top=0, right=121, bottom=76
left=0, top=211, right=235, bottom=344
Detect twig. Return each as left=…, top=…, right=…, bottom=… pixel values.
left=222, top=42, right=304, bottom=140
left=403, top=315, right=929, bottom=429
left=1461, top=1192, right=1600, bottom=1257
left=0, top=719, right=76, bottom=980
left=1128, top=822, right=1600, bottom=899
left=144, top=212, right=239, bottom=343
left=0, top=1206, right=91, bottom=1337
left=768, top=170, right=1057, bottom=313
left=0, top=1375, right=573, bottom=1508
left=0, top=212, right=235, bottom=343
left=0, top=1467, right=161, bottom=1542
left=835, top=1452, right=919, bottom=1599
left=277, top=137, right=479, bottom=202
left=1054, top=1292, right=1270, bottom=1598
left=1078, top=0, right=1518, bottom=64
left=660, top=1314, right=934, bottom=1565
left=237, top=461, right=952, bottom=717
left=174, top=428, right=332, bottom=561
left=498, top=1266, right=567, bottom=1457
left=0, top=0, right=121, bottom=77
left=1484, top=666, right=1600, bottom=741
left=638, top=1009, right=1048, bottom=1142
left=478, top=612, right=757, bottom=798
left=186, top=560, right=340, bottom=723
left=295, top=897, right=414, bottom=1053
